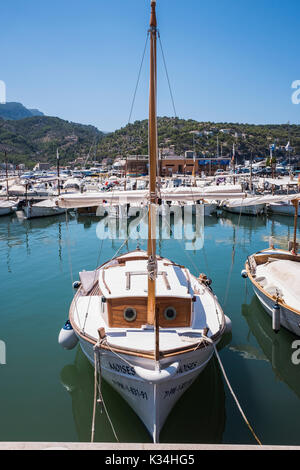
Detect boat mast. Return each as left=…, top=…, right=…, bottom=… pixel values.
left=57, top=148, right=60, bottom=196
left=232, top=143, right=236, bottom=185
left=5, top=152, right=9, bottom=200
left=147, top=0, right=159, bottom=362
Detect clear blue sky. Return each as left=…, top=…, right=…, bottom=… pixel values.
left=1, top=0, right=300, bottom=131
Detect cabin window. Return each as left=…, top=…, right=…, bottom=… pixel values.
left=123, top=307, right=137, bottom=322
left=163, top=306, right=177, bottom=321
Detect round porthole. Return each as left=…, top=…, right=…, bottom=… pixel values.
left=164, top=306, right=177, bottom=321
left=124, top=307, right=137, bottom=322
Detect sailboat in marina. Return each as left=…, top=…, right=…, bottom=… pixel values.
left=0, top=159, right=17, bottom=216
left=57, top=1, right=230, bottom=442
left=243, top=197, right=300, bottom=336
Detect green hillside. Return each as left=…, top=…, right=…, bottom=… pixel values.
left=97, top=117, right=300, bottom=162
left=0, top=115, right=103, bottom=167
left=1, top=114, right=299, bottom=168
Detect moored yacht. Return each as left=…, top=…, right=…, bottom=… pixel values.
left=57, top=0, right=229, bottom=443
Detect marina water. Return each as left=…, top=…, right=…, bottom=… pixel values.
left=1, top=210, right=300, bottom=444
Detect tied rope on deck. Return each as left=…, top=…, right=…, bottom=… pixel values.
left=147, top=255, right=158, bottom=281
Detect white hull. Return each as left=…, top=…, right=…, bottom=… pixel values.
left=77, top=335, right=215, bottom=442
left=253, top=285, right=300, bottom=336
left=0, top=206, right=13, bottom=216
left=0, top=201, right=16, bottom=216
left=157, top=203, right=217, bottom=217
left=23, top=204, right=65, bottom=219
left=223, top=204, right=265, bottom=215
left=268, top=203, right=300, bottom=217
left=246, top=249, right=300, bottom=336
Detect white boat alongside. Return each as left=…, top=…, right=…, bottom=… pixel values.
left=268, top=201, right=300, bottom=217
left=222, top=193, right=300, bottom=217
left=223, top=203, right=265, bottom=216
left=244, top=247, right=300, bottom=336
left=243, top=197, right=300, bottom=336
left=0, top=200, right=16, bottom=216
left=21, top=199, right=65, bottom=219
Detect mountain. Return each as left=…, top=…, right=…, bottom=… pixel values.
left=28, top=108, right=44, bottom=117
left=0, top=115, right=103, bottom=167
left=0, top=102, right=44, bottom=120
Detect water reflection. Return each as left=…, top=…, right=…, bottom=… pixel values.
left=60, top=344, right=228, bottom=444
left=242, top=296, right=300, bottom=399
left=0, top=213, right=67, bottom=272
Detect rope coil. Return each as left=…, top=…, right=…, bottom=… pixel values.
left=147, top=254, right=158, bottom=280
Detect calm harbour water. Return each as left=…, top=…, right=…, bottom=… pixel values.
left=0, top=209, right=300, bottom=444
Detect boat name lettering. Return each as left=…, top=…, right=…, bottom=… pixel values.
left=109, top=361, right=136, bottom=376
left=163, top=379, right=193, bottom=399
left=112, top=379, right=148, bottom=400
left=177, top=361, right=198, bottom=374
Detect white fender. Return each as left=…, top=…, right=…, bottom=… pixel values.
left=134, top=361, right=179, bottom=383
left=225, top=315, right=232, bottom=333
left=272, top=304, right=281, bottom=333
left=58, top=321, right=79, bottom=350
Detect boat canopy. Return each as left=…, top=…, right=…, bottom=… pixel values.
left=226, top=193, right=300, bottom=208
left=55, top=188, right=247, bottom=209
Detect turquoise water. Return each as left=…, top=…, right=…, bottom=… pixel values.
left=0, top=210, right=300, bottom=444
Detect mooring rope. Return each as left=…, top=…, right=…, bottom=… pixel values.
left=212, top=342, right=262, bottom=446
left=91, top=343, right=119, bottom=443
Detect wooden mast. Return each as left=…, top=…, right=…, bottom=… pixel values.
left=147, top=0, right=159, bottom=362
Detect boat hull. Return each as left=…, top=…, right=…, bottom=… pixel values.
left=77, top=334, right=215, bottom=442
left=23, top=205, right=65, bottom=219
left=268, top=203, right=300, bottom=217
left=252, top=284, right=300, bottom=336
left=223, top=204, right=265, bottom=215
left=0, top=206, right=13, bottom=216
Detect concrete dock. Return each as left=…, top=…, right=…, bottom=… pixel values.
left=0, top=442, right=299, bottom=450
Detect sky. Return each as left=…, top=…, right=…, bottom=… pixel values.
left=1, top=0, right=300, bottom=132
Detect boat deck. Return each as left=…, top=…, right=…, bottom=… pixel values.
left=256, top=259, right=300, bottom=311
left=71, top=251, right=223, bottom=352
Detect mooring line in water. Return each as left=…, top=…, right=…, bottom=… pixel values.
left=223, top=204, right=243, bottom=309
left=91, top=343, right=119, bottom=443
left=212, top=343, right=262, bottom=446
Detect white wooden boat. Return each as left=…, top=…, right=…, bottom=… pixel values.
left=223, top=203, right=265, bottom=216
left=268, top=201, right=300, bottom=217
left=244, top=248, right=300, bottom=336
left=22, top=199, right=65, bottom=219
left=244, top=197, right=300, bottom=336
left=58, top=1, right=229, bottom=443
left=222, top=193, right=300, bottom=217
left=0, top=200, right=16, bottom=216
left=66, top=249, right=226, bottom=441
